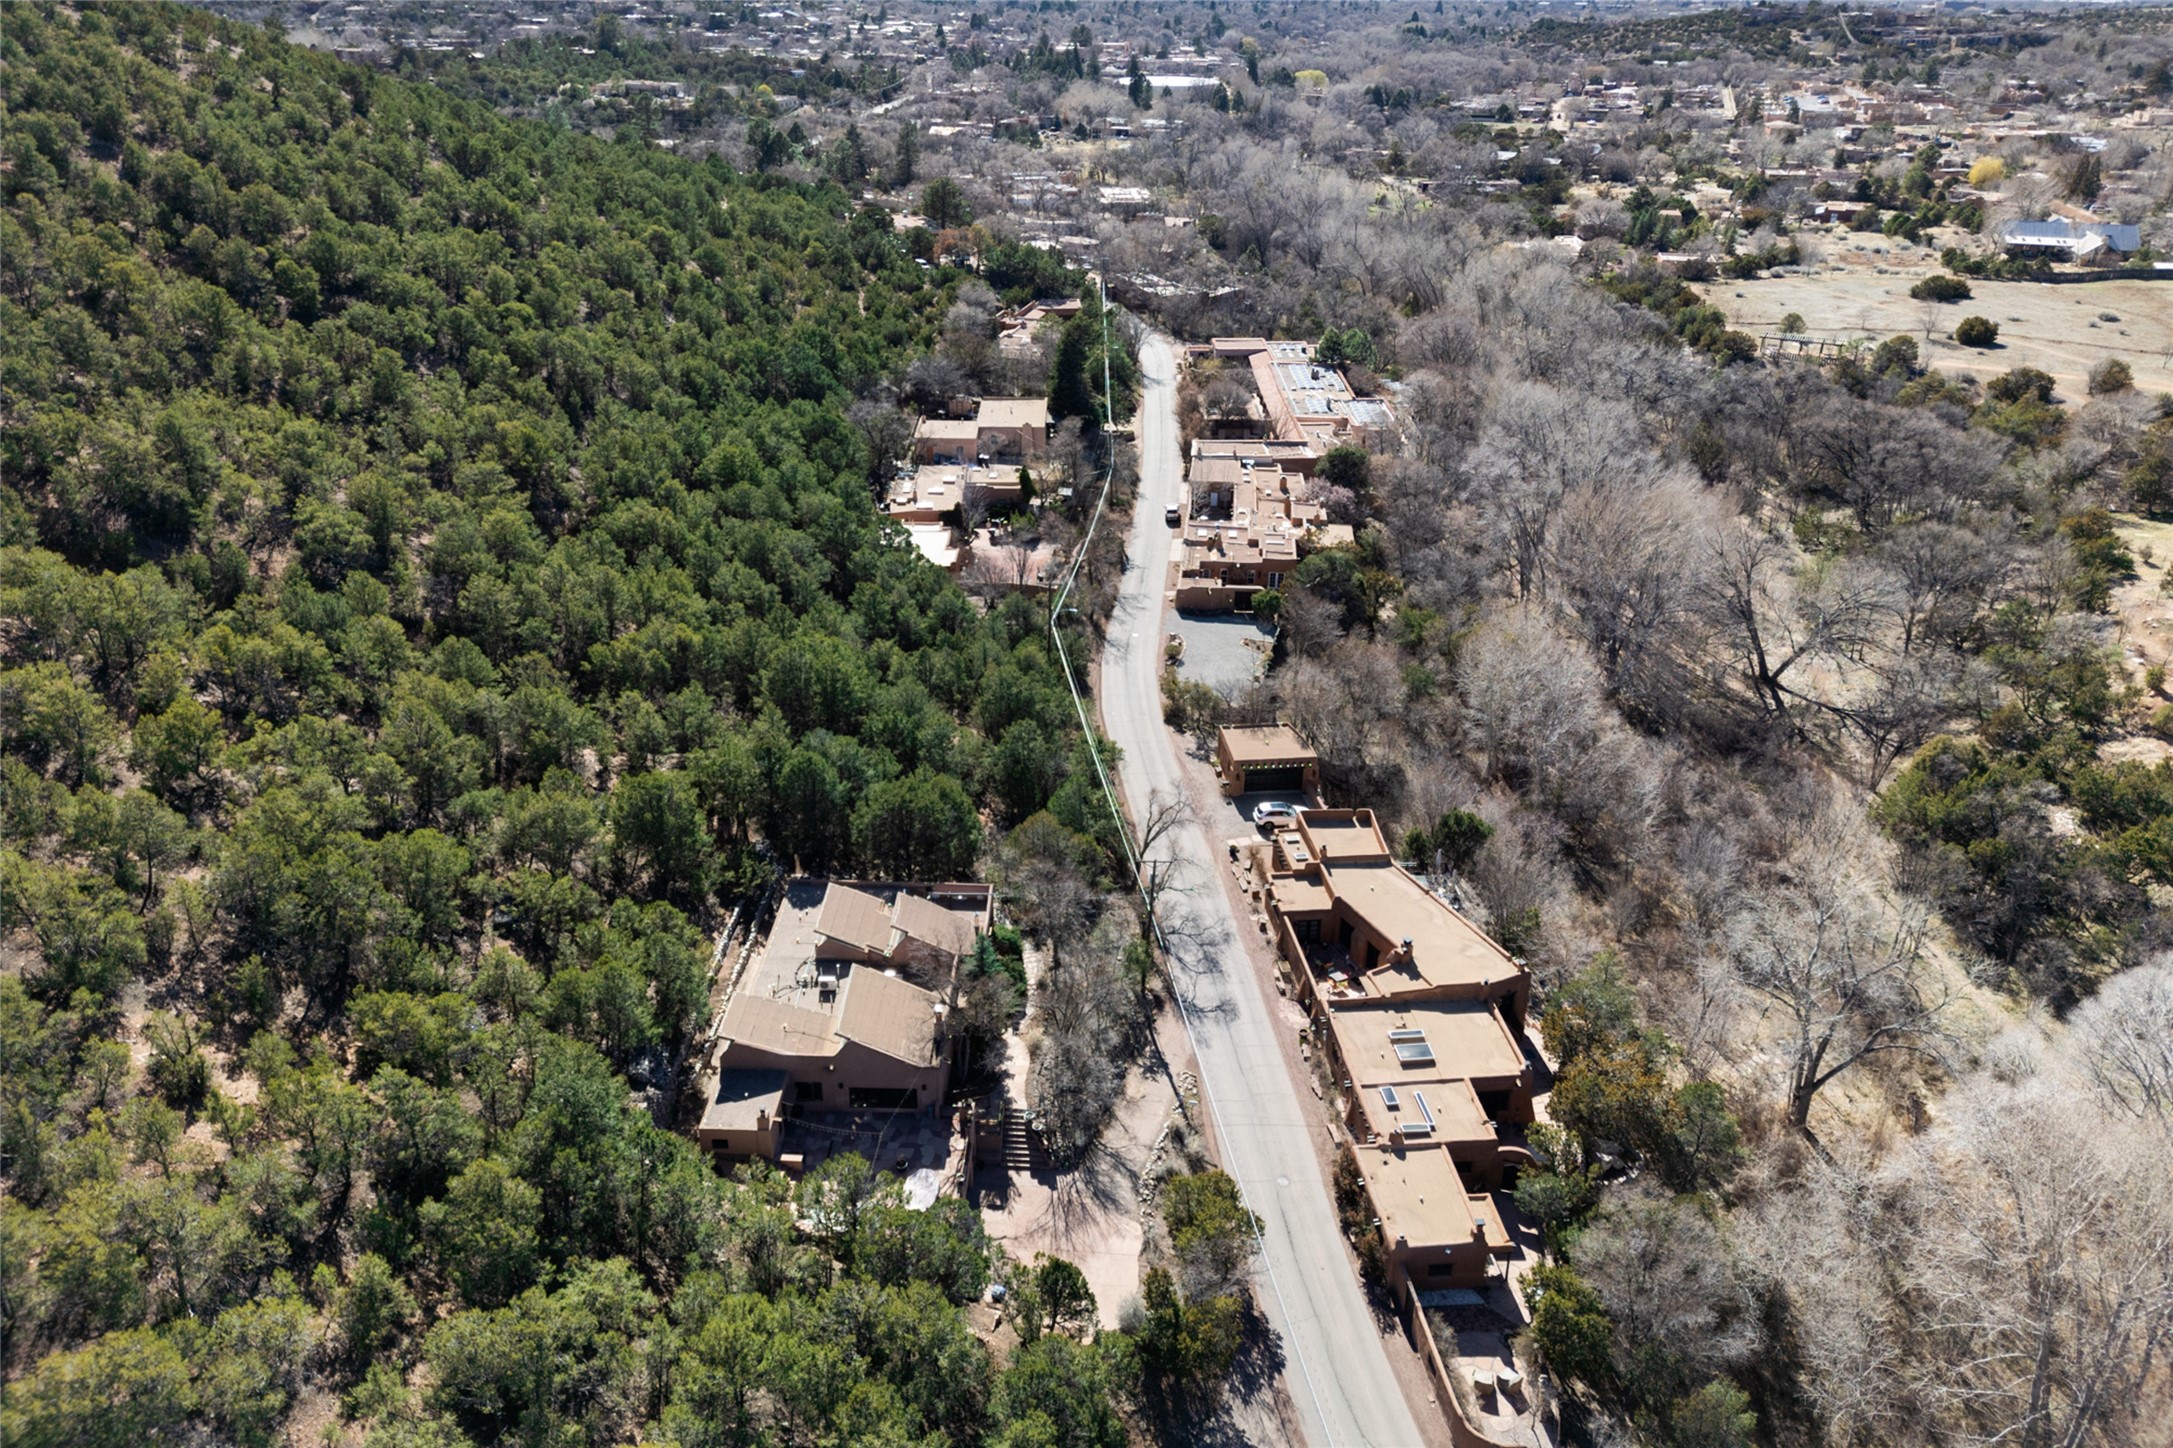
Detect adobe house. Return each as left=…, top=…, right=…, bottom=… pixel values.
left=695, top=880, right=992, bottom=1162
left=1356, top=1141, right=1510, bottom=1293
left=970, top=398, right=1051, bottom=463
left=1263, top=809, right=1531, bottom=1029
left=911, top=417, right=982, bottom=466
left=1215, top=723, right=1320, bottom=798
left=708, top=965, right=953, bottom=1118
left=1253, top=809, right=1540, bottom=1302
left=1323, top=1001, right=1538, bottom=1189
left=1173, top=511, right=1300, bottom=612
left=911, top=398, right=1050, bottom=466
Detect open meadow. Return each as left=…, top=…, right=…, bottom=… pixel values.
left=1724, top=252, right=2173, bottom=398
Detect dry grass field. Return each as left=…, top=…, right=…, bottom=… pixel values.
left=1719, top=245, right=2173, bottom=399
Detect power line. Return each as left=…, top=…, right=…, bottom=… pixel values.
left=1043, top=322, right=1337, bottom=1447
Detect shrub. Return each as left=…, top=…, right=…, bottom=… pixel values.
left=2128, top=447, right=2173, bottom=513
left=1162, top=1170, right=1260, bottom=1297
left=1713, top=330, right=1759, bottom=366
left=1317, top=445, right=1372, bottom=493
left=1986, top=367, right=2056, bottom=405
left=1954, top=316, right=1999, bottom=347
left=2089, top=358, right=2134, bottom=396
left=1909, top=274, right=1972, bottom=302
left=1871, top=335, right=1920, bottom=377
left=146, top=1013, right=211, bottom=1111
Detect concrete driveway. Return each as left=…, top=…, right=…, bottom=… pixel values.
left=1098, top=333, right=1427, bottom=1448
left=1170, top=611, right=1278, bottom=695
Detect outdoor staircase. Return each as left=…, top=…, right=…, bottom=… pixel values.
left=997, top=1113, right=1047, bottom=1171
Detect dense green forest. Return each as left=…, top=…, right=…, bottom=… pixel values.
left=0, top=5, right=1137, bottom=1443
left=394, top=19, right=905, bottom=134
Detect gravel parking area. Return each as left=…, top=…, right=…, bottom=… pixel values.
left=1168, top=611, right=1276, bottom=695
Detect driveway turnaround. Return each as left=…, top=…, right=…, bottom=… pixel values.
left=1097, top=333, right=1427, bottom=1448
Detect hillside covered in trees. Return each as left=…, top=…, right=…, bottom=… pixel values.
left=0, top=5, right=1140, bottom=1444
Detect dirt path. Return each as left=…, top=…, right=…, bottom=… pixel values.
left=979, top=1003, right=1189, bottom=1330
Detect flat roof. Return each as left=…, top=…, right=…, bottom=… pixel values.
left=1189, top=457, right=1251, bottom=487
left=1360, top=1145, right=1480, bottom=1250
left=915, top=418, right=980, bottom=440
left=1329, top=1000, right=1526, bottom=1087
left=1191, top=438, right=1322, bottom=463
left=907, top=463, right=1023, bottom=490
left=906, top=523, right=960, bottom=569
left=976, top=397, right=1049, bottom=430
left=1299, top=811, right=1392, bottom=864
left=1219, top=723, right=1316, bottom=766
left=1322, top=862, right=1521, bottom=993
left=1271, top=876, right=1334, bottom=916
left=699, top=1069, right=788, bottom=1135
left=1353, top=1073, right=1492, bottom=1146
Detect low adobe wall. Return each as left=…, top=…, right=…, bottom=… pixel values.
left=1401, top=1282, right=1546, bottom=1448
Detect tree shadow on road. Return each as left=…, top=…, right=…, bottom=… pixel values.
left=1137, top=1295, right=1296, bottom=1448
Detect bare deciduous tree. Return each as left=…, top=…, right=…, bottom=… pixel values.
left=1727, top=828, right=1951, bottom=1132
left=2067, top=953, right=2173, bottom=1133
left=1132, top=787, right=1193, bottom=940
left=1700, top=522, right=1897, bottom=735
left=1549, top=468, right=1722, bottom=720
left=1029, top=909, right=1140, bottom=1162
left=1895, top=1068, right=2173, bottom=1448
left=1575, top=1186, right=1761, bottom=1396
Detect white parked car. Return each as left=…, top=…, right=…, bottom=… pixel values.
left=1251, top=801, right=1306, bottom=829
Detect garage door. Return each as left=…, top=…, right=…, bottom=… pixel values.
left=1242, top=765, right=1304, bottom=794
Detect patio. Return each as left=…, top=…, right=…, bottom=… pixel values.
left=778, top=1109, right=963, bottom=1187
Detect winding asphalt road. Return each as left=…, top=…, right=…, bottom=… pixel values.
left=1098, top=333, right=1426, bottom=1448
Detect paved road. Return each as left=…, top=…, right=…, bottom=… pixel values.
left=1099, top=334, right=1426, bottom=1448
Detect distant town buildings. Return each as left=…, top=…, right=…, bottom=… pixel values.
left=1993, top=216, right=2143, bottom=263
